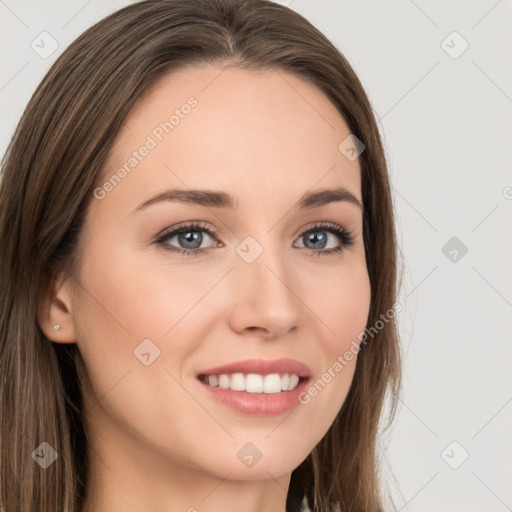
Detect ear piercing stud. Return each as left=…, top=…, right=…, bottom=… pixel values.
left=51, top=325, right=61, bottom=332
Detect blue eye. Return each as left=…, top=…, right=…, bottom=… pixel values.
left=294, top=222, right=355, bottom=257
left=156, top=220, right=217, bottom=257
left=156, top=220, right=354, bottom=257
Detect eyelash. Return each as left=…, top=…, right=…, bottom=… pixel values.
left=155, top=220, right=355, bottom=258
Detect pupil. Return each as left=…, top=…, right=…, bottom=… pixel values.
left=179, top=231, right=202, bottom=249
left=307, top=231, right=327, bottom=249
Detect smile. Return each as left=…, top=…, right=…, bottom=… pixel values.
left=198, top=372, right=301, bottom=393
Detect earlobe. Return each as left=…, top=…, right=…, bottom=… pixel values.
left=37, top=274, right=78, bottom=344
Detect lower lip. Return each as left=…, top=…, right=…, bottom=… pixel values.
left=197, top=377, right=310, bottom=416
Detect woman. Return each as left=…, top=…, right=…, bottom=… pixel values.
left=0, top=1, right=402, bottom=511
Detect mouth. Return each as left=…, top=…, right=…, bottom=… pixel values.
left=197, top=372, right=309, bottom=393
left=196, top=357, right=310, bottom=382
left=194, top=358, right=312, bottom=416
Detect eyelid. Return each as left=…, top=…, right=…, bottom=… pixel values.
left=155, top=220, right=219, bottom=241
left=156, top=220, right=351, bottom=238
left=297, top=220, right=346, bottom=236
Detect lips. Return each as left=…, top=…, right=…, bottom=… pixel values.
left=196, top=358, right=311, bottom=379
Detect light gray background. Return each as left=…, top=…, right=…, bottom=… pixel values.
left=1, top=1, right=511, bottom=511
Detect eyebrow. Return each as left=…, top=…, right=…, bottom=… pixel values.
left=131, top=186, right=363, bottom=215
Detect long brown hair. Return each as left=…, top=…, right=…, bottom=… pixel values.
left=0, top=1, right=402, bottom=510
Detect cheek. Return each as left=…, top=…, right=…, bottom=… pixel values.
left=307, top=256, right=371, bottom=351
left=296, top=257, right=370, bottom=427
left=73, top=230, right=211, bottom=348
left=71, top=254, right=211, bottom=464
left=71, top=242, right=226, bottom=430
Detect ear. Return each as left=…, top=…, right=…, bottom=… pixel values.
left=37, top=272, right=78, bottom=344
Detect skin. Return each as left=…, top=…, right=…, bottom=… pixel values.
left=40, top=65, right=371, bottom=512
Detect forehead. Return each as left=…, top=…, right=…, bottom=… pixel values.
left=100, top=65, right=362, bottom=216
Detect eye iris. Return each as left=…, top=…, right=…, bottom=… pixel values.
left=179, top=231, right=202, bottom=249
left=305, top=231, right=327, bottom=249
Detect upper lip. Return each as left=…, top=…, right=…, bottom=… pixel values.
left=197, top=358, right=311, bottom=378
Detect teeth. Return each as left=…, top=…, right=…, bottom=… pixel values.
left=230, top=373, right=245, bottom=391
left=218, top=374, right=230, bottom=389
left=281, top=373, right=289, bottom=390
left=263, top=374, right=282, bottom=393
left=246, top=373, right=263, bottom=393
left=201, top=373, right=301, bottom=393
left=288, top=374, right=299, bottom=390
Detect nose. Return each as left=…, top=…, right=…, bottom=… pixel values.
left=227, top=244, right=302, bottom=340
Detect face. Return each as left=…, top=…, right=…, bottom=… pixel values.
left=52, top=65, right=371, bottom=482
